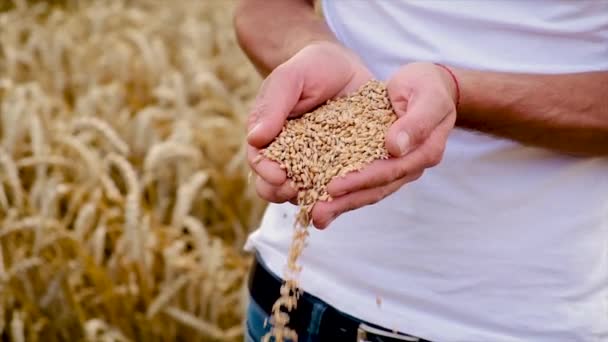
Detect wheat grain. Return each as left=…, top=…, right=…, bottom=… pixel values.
left=171, top=171, right=209, bottom=228
left=106, top=153, right=142, bottom=263
left=0, top=217, right=63, bottom=238
left=147, top=274, right=190, bottom=318
left=29, top=113, right=46, bottom=180
left=143, top=141, right=201, bottom=174
left=4, top=258, right=43, bottom=282
left=0, top=289, right=5, bottom=336
left=39, top=271, right=64, bottom=309
left=100, top=174, right=124, bottom=203
left=89, top=221, right=107, bottom=266
left=16, top=156, right=75, bottom=170
left=10, top=311, right=24, bottom=342
left=0, top=183, right=10, bottom=212
left=55, top=136, right=101, bottom=180
left=163, top=306, right=242, bottom=341
left=74, top=202, right=98, bottom=241
left=183, top=215, right=211, bottom=262
left=84, top=319, right=131, bottom=342
left=0, top=149, right=23, bottom=208
left=35, top=180, right=70, bottom=253
left=71, top=117, right=130, bottom=155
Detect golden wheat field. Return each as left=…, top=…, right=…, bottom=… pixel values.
left=0, top=0, right=267, bottom=341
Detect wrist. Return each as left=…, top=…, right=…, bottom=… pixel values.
left=434, top=63, right=460, bottom=110
left=236, top=24, right=337, bottom=76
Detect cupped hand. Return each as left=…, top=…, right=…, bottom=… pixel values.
left=311, top=62, right=459, bottom=229
left=247, top=41, right=373, bottom=205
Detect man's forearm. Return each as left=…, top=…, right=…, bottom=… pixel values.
left=234, top=0, right=338, bottom=76
left=453, top=68, right=608, bottom=156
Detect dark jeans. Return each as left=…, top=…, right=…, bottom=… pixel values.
left=246, top=291, right=332, bottom=342
left=245, top=254, right=430, bottom=342
left=245, top=294, right=310, bottom=341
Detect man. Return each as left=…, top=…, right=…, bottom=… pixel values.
left=234, top=1, right=608, bottom=341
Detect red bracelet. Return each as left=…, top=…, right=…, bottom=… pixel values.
left=434, top=62, right=460, bottom=110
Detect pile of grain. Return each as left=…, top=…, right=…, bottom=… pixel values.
left=259, top=80, right=397, bottom=341
left=0, top=1, right=265, bottom=341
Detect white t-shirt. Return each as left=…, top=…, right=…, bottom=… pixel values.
left=244, top=1, right=608, bottom=341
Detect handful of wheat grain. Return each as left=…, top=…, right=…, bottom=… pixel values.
left=259, top=80, right=397, bottom=341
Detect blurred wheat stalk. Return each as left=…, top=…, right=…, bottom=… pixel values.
left=0, top=0, right=265, bottom=341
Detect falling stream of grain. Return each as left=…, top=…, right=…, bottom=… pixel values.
left=260, top=80, right=398, bottom=341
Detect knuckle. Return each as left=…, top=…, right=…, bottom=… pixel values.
left=321, top=215, right=334, bottom=228
left=316, top=216, right=331, bottom=229
left=277, top=183, right=296, bottom=202
left=255, top=187, right=270, bottom=202
left=248, top=101, right=267, bottom=127
left=272, top=63, right=295, bottom=82
left=387, top=161, right=409, bottom=182
left=380, top=182, right=399, bottom=200
left=247, top=152, right=260, bottom=167
left=254, top=184, right=269, bottom=201
left=267, top=195, right=283, bottom=204
left=373, top=189, right=387, bottom=203
left=255, top=179, right=278, bottom=203
left=426, top=155, right=441, bottom=167
left=405, top=170, right=424, bottom=184
left=388, top=166, right=404, bottom=183
left=396, top=161, right=411, bottom=178
left=343, top=197, right=360, bottom=213
left=424, top=143, right=445, bottom=167
left=407, top=121, right=429, bottom=147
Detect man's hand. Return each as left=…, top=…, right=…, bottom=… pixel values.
left=247, top=42, right=373, bottom=206
left=311, top=62, right=458, bottom=229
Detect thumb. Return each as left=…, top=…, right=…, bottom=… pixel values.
left=247, top=65, right=304, bottom=148
left=385, top=88, right=449, bottom=157
left=385, top=123, right=412, bottom=158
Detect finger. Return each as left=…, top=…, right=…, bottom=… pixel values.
left=327, top=158, right=402, bottom=197
left=255, top=176, right=298, bottom=204
left=289, top=43, right=373, bottom=116
left=385, top=75, right=455, bottom=157
left=327, top=114, right=454, bottom=196
left=247, top=145, right=286, bottom=185
left=247, top=65, right=304, bottom=148
left=312, top=174, right=416, bottom=229
left=248, top=43, right=374, bottom=149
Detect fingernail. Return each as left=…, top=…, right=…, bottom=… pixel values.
left=397, top=131, right=410, bottom=156
left=248, top=122, right=262, bottom=139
